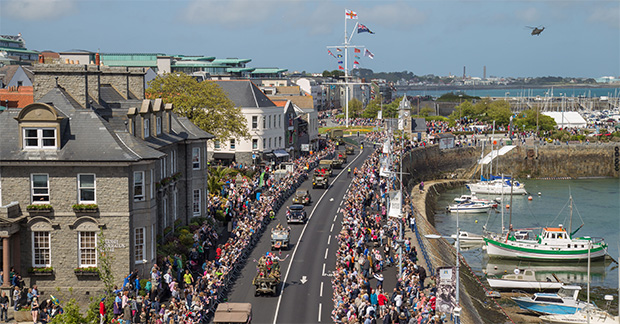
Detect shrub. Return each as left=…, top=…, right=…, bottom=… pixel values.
left=179, top=233, right=194, bottom=247
left=26, top=204, right=53, bottom=210
left=139, top=278, right=149, bottom=290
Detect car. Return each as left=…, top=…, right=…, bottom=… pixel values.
left=292, top=189, right=312, bottom=205
left=286, top=204, right=307, bottom=224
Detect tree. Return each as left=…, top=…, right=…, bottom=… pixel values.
left=419, top=107, right=434, bottom=117
left=146, top=73, right=249, bottom=140
left=207, top=166, right=236, bottom=196
left=49, top=299, right=86, bottom=324
left=347, top=98, right=363, bottom=118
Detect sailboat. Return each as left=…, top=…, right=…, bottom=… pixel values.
left=484, top=195, right=608, bottom=261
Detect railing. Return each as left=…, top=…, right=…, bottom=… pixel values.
left=411, top=202, right=434, bottom=275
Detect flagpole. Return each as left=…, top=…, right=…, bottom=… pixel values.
left=344, top=13, right=349, bottom=128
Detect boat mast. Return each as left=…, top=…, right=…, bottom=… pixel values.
left=568, top=194, right=573, bottom=237
left=505, top=173, right=514, bottom=243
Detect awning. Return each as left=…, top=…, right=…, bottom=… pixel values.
left=274, top=149, right=290, bottom=158
left=212, top=152, right=235, bottom=160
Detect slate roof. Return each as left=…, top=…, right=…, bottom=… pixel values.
left=212, top=80, right=276, bottom=109
left=0, top=85, right=213, bottom=163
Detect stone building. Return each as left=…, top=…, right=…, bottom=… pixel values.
left=0, top=64, right=213, bottom=302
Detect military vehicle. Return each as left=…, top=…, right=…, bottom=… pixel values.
left=336, top=151, right=347, bottom=164
left=527, top=26, right=545, bottom=36
left=270, top=224, right=290, bottom=250
left=331, top=129, right=344, bottom=145
left=345, top=146, right=355, bottom=155
left=286, top=204, right=307, bottom=224
left=252, top=253, right=281, bottom=296
left=318, top=160, right=333, bottom=176
left=213, top=302, right=252, bottom=324
left=292, top=189, right=311, bottom=205
left=313, top=171, right=329, bottom=189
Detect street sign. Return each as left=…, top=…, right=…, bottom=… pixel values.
left=301, top=144, right=310, bottom=151
left=252, top=154, right=256, bottom=159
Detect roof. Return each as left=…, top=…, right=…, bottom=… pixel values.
left=276, top=86, right=301, bottom=95
left=252, top=68, right=288, bottom=74
left=226, top=67, right=255, bottom=73
left=269, top=95, right=314, bottom=109
left=0, top=86, right=34, bottom=108
left=212, top=80, right=277, bottom=109
left=271, top=99, right=288, bottom=107
left=543, top=227, right=567, bottom=232
left=211, top=58, right=251, bottom=64
left=0, top=47, right=39, bottom=55
left=542, top=112, right=587, bottom=128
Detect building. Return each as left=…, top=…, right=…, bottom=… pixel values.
left=208, top=80, right=286, bottom=165
left=0, top=64, right=213, bottom=302
left=0, top=34, right=39, bottom=63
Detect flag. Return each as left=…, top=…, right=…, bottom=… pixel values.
left=338, top=61, right=343, bottom=64
left=339, top=66, right=344, bottom=70
left=327, top=49, right=336, bottom=58
left=337, top=54, right=342, bottom=58
left=354, top=61, right=360, bottom=65
left=336, top=48, right=342, bottom=52
left=354, top=48, right=361, bottom=53
left=357, top=24, right=374, bottom=34
left=345, top=9, right=358, bottom=19
left=354, top=55, right=360, bottom=59
left=353, top=64, right=358, bottom=69
left=364, top=49, right=374, bottom=59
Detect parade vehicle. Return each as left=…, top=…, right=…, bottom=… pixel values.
left=345, top=145, right=355, bottom=155
left=213, top=302, right=252, bottom=324
left=286, top=204, right=307, bottom=224
left=318, top=160, right=334, bottom=176
left=336, top=151, right=348, bottom=164
left=271, top=224, right=290, bottom=250
left=527, top=25, right=545, bottom=36
left=330, top=129, right=344, bottom=145
left=252, top=253, right=282, bottom=296
left=292, top=189, right=312, bottom=205
left=313, top=171, right=329, bottom=189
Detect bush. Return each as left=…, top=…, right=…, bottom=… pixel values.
left=139, top=278, right=149, bottom=290
left=215, top=209, right=226, bottom=222
left=179, top=233, right=194, bottom=247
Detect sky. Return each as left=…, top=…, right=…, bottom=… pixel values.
left=1, top=0, right=619, bottom=79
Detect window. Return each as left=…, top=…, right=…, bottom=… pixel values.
left=193, top=189, right=201, bottom=216
left=32, top=231, right=50, bottom=267
left=134, top=171, right=144, bottom=201
left=170, top=151, right=176, bottom=174
left=161, top=157, right=166, bottom=178
left=78, top=231, right=97, bottom=267
left=252, top=139, right=258, bottom=150
left=150, top=169, right=154, bottom=199
left=263, top=139, right=266, bottom=149
left=173, top=189, right=178, bottom=220
left=135, top=227, right=145, bottom=264
left=143, top=118, right=150, bottom=138
left=151, top=224, right=155, bottom=262
left=31, top=174, right=49, bottom=203
left=214, top=140, right=221, bottom=150
left=162, top=197, right=168, bottom=229
left=156, top=116, right=162, bottom=135
left=78, top=174, right=96, bottom=203
left=192, top=147, right=200, bottom=170
left=252, top=116, right=258, bottom=129
left=279, top=137, right=282, bottom=147
left=279, top=115, right=282, bottom=128
left=23, top=128, right=56, bottom=149
left=263, top=116, right=266, bottom=129
left=268, top=115, right=272, bottom=128
left=269, top=138, right=272, bottom=148
left=230, top=139, right=236, bottom=150
left=132, top=119, right=136, bottom=136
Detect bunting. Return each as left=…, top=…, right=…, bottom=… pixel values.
left=327, top=49, right=336, bottom=58
left=337, top=54, right=342, bottom=58
left=338, top=66, right=344, bottom=70
left=338, top=61, right=343, bottom=64
left=354, top=61, right=360, bottom=65
left=357, top=24, right=375, bottom=34
left=354, top=48, right=361, bottom=53
left=336, top=48, right=342, bottom=52
left=364, top=49, right=374, bottom=59
left=345, top=9, right=358, bottom=19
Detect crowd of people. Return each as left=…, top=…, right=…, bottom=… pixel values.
left=331, top=133, right=444, bottom=324
left=105, top=141, right=337, bottom=323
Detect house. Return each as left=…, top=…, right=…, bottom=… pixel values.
left=0, top=34, right=39, bottom=63
left=208, top=80, right=286, bottom=165
left=0, top=64, right=213, bottom=303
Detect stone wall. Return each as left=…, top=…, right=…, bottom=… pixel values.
left=129, top=68, right=146, bottom=100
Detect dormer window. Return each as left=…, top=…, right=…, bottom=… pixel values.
left=144, top=118, right=150, bottom=138
left=24, top=128, right=56, bottom=149
left=156, top=116, right=162, bottom=135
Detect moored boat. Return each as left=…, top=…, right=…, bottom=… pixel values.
left=447, top=201, right=493, bottom=213
left=539, top=306, right=618, bottom=324
left=467, top=176, right=527, bottom=195
left=512, top=285, right=591, bottom=315
left=450, top=231, right=485, bottom=242
left=486, top=268, right=563, bottom=291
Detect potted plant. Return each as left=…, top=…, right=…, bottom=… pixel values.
left=72, top=204, right=99, bottom=212
left=172, top=172, right=182, bottom=181
left=28, top=267, right=54, bottom=275
left=26, top=204, right=53, bottom=212
left=74, top=266, right=99, bottom=276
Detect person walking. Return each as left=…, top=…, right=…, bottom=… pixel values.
left=99, top=297, right=106, bottom=324
left=0, top=291, right=8, bottom=322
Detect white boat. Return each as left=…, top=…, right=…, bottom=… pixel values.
left=467, top=177, right=527, bottom=195
left=486, top=268, right=563, bottom=291
left=450, top=231, right=485, bottom=242
left=447, top=201, right=493, bottom=213
left=485, top=259, right=610, bottom=285
left=540, top=306, right=618, bottom=324
left=453, top=194, right=498, bottom=207
left=512, top=285, right=592, bottom=315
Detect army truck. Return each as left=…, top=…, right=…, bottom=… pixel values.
left=253, top=253, right=281, bottom=296
left=313, top=171, right=329, bottom=189
left=317, top=160, right=333, bottom=176
left=345, top=145, right=355, bottom=155
left=336, top=151, right=347, bottom=164
left=213, top=303, right=252, bottom=324
left=331, top=129, right=344, bottom=146
left=270, top=224, right=290, bottom=250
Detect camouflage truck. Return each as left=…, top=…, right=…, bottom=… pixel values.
left=312, top=171, right=329, bottom=189
left=213, top=303, right=252, bottom=324
left=331, top=129, right=344, bottom=146
left=345, top=145, right=355, bottom=155
left=252, top=254, right=282, bottom=296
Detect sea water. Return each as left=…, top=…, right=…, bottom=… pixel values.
left=433, top=178, right=620, bottom=288
left=400, top=86, right=620, bottom=99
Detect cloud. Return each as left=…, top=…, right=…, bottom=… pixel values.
left=588, top=5, right=620, bottom=29
left=2, top=0, right=77, bottom=20
left=182, top=0, right=287, bottom=27
left=515, top=7, right=540, bottom=23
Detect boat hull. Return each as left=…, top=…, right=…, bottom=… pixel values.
left=485, top=238, right=608, bottom=261
left=512, top=297, right=583, bottom=315
left=468, top=182, right=527, bottom=195
left=540, top=311, right=619, bottom=324
left=486, top=278, right=563, bottom=290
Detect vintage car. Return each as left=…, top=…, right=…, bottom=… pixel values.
left=286, top=204, right=307, bottom=224
left=313, top=172, right=329, bottom=189
left=213, top=302, right=252, bottom=324
left=292, top=189, right=312, bottom=205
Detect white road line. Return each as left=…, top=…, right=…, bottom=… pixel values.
left=322, top=263, right=326, bottom=276
left=333, top=214, right=337, bottom=222
left=320, top=281, right=324, bottom=297
left=340, top=200, right=343, bottom=206
left=324, top=248, right=329, bottom=259
left=327, top=235, right=331, bottom=245
left=330, top=223, right=334, bottom=232
left=273, top=149, right=365, bottom=324
left=318, top=303, right=322, bottom=322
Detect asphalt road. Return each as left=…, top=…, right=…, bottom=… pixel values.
left=227, top=143, right=373, bottom=323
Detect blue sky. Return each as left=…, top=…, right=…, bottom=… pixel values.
left=1, top=0, right=618, bottom=78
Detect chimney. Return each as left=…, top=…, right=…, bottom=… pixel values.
left=65, top=58, right=69, bottom=64
left=95, top=53, right=100, bottom=66
left=38, top=54, right=44, bottom=64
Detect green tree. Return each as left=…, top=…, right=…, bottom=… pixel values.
left=146, top=73, right=249, bottom=140
left=486, top=100, right=512, bottom=125
left=513, top=108, right=556, bottom=131
left=418, top=107, right=434, bottom=117
left=361, top=95, right=382, bottom=118
left=347, top=98, right=363, bottom=118
left=207, top=166, right=237, bottom=196
left=49, top=299, right=87, bottom=324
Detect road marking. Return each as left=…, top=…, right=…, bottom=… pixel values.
left=322, top=263, right=326, bottom=275
left=340, top=200, right=343, bottom=206
left=324, top=248, right=329, bottom=259
left=320, top=281, right=324, bottom=297
left=300, top=276, right=308, bottom=284
left=273, top=149, right=365, bottom=324
left=333, top=214, right=337, bottom=222
left=327, top=235, right=331, bottom=245
left=330, top=223, right=334, bottom=232
left=318, top=303, right=322, bottom=322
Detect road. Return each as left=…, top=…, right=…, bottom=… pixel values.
left=227, top=142, right=372, bottom=323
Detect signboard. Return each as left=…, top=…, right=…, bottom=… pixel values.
left=252, top=154, right=256, bottom=160
left=388, top=190, right=402, bottom=218
left=301, top=144, right=310, bottom=152
left=382, top=140, right=391, bottom=154
left=379, top=157, right=390, bottom=178
left=436, top=267, right=457, bottom=314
